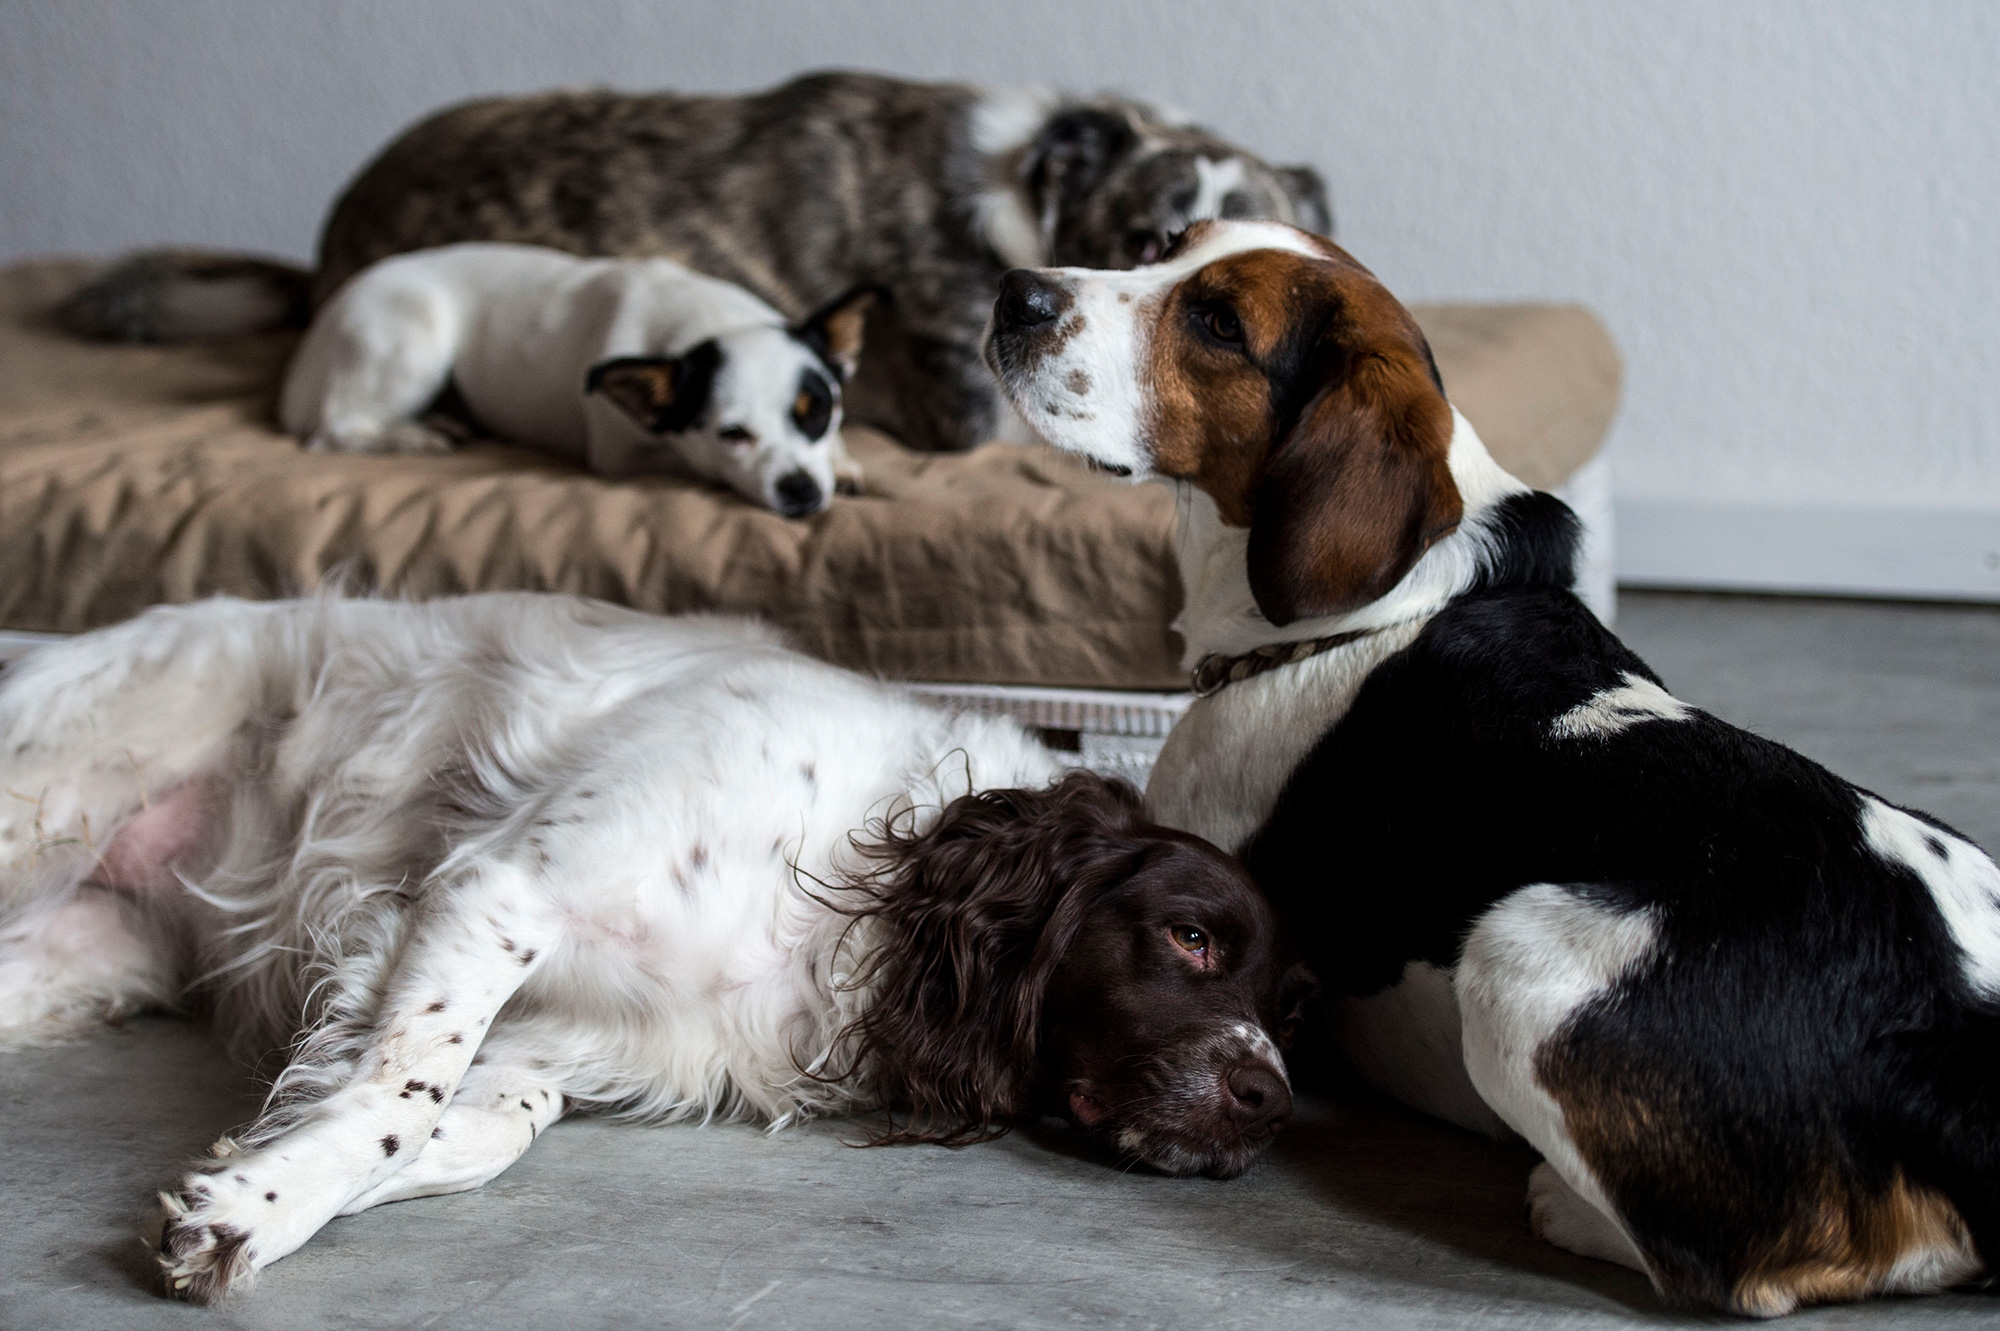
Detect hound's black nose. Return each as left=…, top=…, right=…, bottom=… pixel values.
left=996, top=269, right=1068, bottom=331
left=773, top=470, right=824, bottom=517
left=1224, top=1062, right=1292, bottom=1139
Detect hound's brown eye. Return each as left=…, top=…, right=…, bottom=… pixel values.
left=1203, top=307, right=1243, bottom=343
left=718, top=425, right=754, bottom=444
left=1170, top=925, right=1209, bottom=957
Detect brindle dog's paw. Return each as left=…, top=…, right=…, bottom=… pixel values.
left=152, top=1188, right=257, bottom=1304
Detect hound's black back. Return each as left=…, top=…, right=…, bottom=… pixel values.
left=1241, top=490, right=2000, bottom=1294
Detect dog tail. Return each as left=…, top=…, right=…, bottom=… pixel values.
left=58, top=249, right=311, bottom=342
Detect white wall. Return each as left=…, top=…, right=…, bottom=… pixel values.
left=5, top=0, right=1998, bottom=594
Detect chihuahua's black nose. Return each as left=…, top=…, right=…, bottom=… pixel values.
left=996, top=269, right=1068, bottom=331
left=774, top=470, right=824, bottom=518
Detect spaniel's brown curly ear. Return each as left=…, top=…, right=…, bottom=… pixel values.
left=1246, top=350, right=1462, bottom=626
left=827, top=772, right=1148, bottom=1146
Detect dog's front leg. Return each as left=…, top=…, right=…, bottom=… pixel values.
left=337, top=1036, right=566, bottom=1214
left=153, top=863, right=559, bottom=1304
left=828, top=433, right=866, bottom=496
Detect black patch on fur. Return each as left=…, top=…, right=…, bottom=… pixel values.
left=380, top=1135, right=400, bottom=1157
left=1465, top=491, right=1581, bottom=596
left=518, top=949, right=536, bottom=965
left=1240, top=503, right=2000, bottom=1307
left=793, top=368, right=835, bottom=440
left=425, top=999, right=447, bottom=1013
left=265, top=1192, right=277, bottom=1202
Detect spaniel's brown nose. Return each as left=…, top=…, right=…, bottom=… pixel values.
left=995, top=269, right=1068, bottom=331
left=1224, top=1062, right=1292, bottom=1138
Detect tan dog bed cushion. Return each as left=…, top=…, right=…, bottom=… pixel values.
left=0, top=259, right=1619, bottom=689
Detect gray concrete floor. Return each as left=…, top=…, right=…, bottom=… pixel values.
left=6, top=591, right=1999, bottom=1329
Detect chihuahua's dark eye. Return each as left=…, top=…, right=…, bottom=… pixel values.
left=1202, top=306, right=1243, bottom=343
left=1123, top=230, right=1166, bottom=266
left=1169, top=925, right=1210, bottom=958
left=718, top=425, right=754, bottom=444
left=791, top=370, right=834, bottom=440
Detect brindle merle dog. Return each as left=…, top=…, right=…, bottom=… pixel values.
left=63, top=71, right=1329, bottom=455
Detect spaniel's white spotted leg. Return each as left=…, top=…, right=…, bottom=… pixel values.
left=338, top=1047, right=566, bottom=1213
left=152, top=863, right=559, bottom=1303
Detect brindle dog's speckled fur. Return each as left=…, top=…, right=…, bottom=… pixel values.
left=66, top=71, right=1329, bottom=454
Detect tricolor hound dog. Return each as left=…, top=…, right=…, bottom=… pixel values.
left=986, top=218, right=2000, bottom=1316
left=281, top=243, right=876, bottom=515
left=0, top=593, right=1307, bottom=1302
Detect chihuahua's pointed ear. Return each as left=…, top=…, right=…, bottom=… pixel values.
left=794, top=286, right=882, bottom=383
left=1246, top=350, right=1462, bottom=626
left=586, top=340, right=722, bottom=434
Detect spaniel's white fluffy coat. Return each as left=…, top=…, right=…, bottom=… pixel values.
left=0, top=593, right=1052, bottom=1298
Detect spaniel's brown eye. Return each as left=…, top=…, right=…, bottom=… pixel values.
left=1203, top=307, right=1243, bottom=343
left=1170, top=925, right=1210, bottom=957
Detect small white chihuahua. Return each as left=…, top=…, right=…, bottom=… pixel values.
left=280, top=243, right=876, bottom=517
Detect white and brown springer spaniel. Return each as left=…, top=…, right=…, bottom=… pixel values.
left=987, top=219, right=2000, bottom=1316
left=0, top=593, right=1307, bottom=1302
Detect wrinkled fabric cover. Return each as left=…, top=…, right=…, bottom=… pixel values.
left=0, top=259, right=1620, bottom=688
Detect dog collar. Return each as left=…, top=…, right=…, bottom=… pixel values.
left=1190, top=627, right=1386, bottom=698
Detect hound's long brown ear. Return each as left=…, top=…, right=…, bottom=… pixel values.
left=1246, top=352, right=1462, bottom=626
left=794, top=286, right=882, bottom=382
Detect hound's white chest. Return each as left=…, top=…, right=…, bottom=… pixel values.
left=1145, top=626, right=1507, bottom=1137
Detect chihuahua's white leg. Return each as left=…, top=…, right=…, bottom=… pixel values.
left=283, top=283, right=463, bottom=455
left=830, top=433, right=865, bottom=495
left=152, top=860, right=559, bottom=1303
